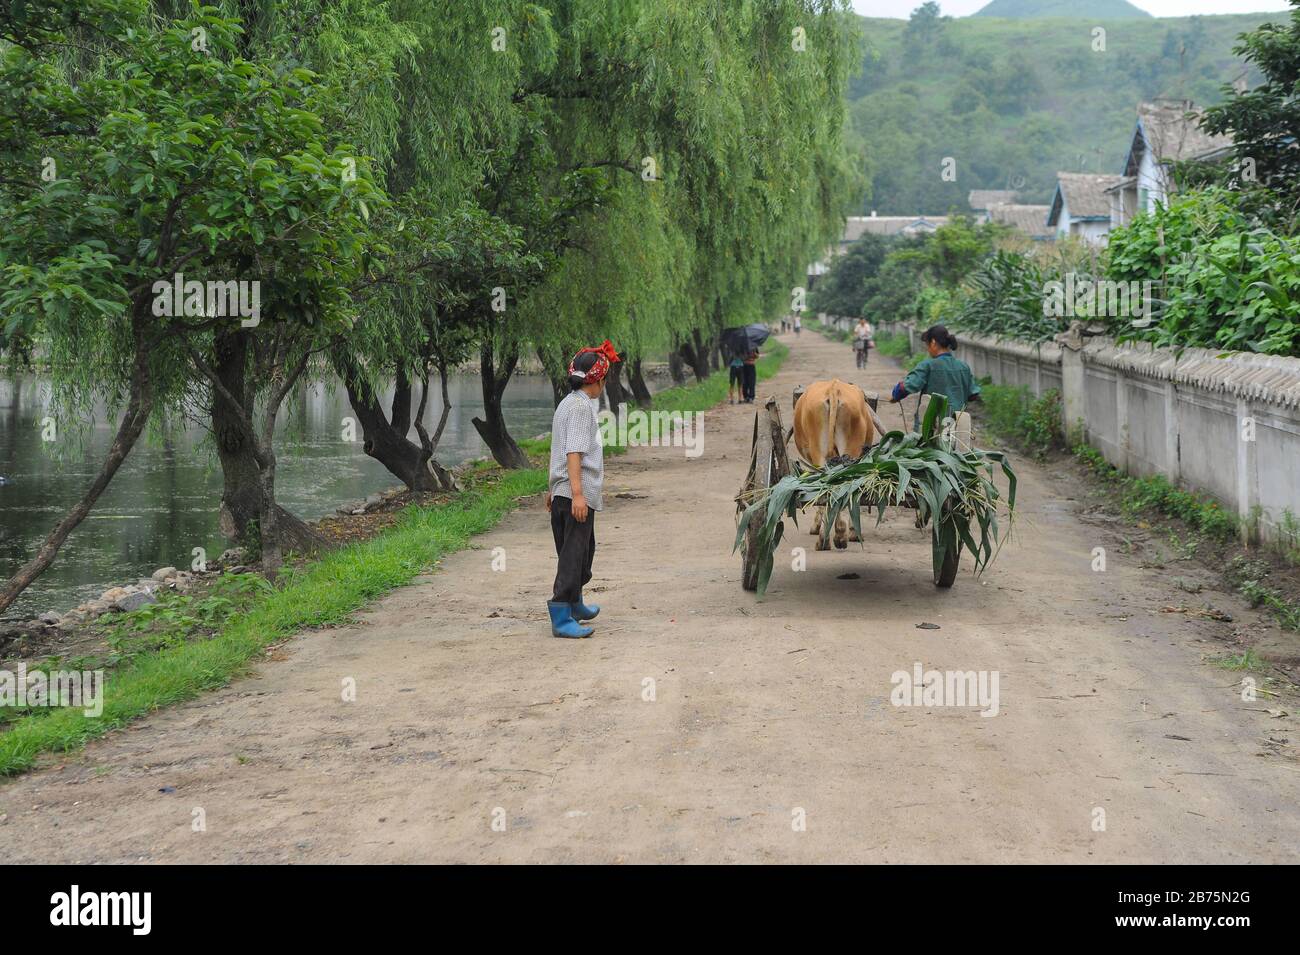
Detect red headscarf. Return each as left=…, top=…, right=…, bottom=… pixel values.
left=567, top=339, right=621, bottom=384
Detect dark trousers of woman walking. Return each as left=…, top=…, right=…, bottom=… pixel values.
left=550, top=495, right=595, bottom=603
left=741, top=363, right=757, bottom=402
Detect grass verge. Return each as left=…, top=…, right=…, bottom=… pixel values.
left=971, top=381, right=1300, bottom=637
left=806, top=317, right=851, bottom=343
left=0, top=468, right=546, bottom=776
left=0, top=340, right=791, bottom=776
left=979, top=383, right=1066, bottom=461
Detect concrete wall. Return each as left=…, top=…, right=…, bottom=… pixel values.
left=875, top=322, right=1300, bottom=544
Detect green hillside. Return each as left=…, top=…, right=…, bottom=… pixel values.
left=974, top=0, right=1150, bottom=18
left=850, top=11, right=1275, bottom=215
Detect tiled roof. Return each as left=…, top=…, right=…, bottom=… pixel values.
left=968, top=190, right=1018, bottom=211
left=987, top=203, right=1053, bottom=239
left=1054, top=173, right=1125, bottom=219
left=842, top=216, right=949, bottom=241
left=1127, top=101, right=1234, bottom=174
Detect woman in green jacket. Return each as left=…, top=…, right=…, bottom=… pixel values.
left=889, top=325, right=980, bottom=422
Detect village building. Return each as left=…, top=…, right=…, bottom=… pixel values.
left=1106, top=100, right=1234, bottom=230
left=985, top=203, right=1054, bottom=241
left=1047, top=172, right=1124, bottom=246
left=967, top=190, right=1019, bottom=223
left=808, top=213, right=950, bottom=288
left=841, top=212, right=949, bottom=246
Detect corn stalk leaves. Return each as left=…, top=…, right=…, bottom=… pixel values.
left=734, top=396, right=1016, bottom=596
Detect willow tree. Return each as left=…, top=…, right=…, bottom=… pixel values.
left=0, top=0, right=384, bottom=607
left=148, top=0, right=426, bottom=538
left=466, top=0, right=863, bottom=460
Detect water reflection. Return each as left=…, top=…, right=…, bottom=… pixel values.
left=0, top=372, right=555, bottom=621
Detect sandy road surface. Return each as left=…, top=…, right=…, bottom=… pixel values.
left=3, top=331, right=1297, bottom=863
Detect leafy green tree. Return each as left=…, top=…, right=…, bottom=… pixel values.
left=810, top=233, right=891, bottom=318
left=904, top=2, right=948, bottom=55
left=1106, top=188, right=1299, bottom=355
left=0, top=0, right=383, bottom=603
left=1180, top=0, right=1300, bottom=232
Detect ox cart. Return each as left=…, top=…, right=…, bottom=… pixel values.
left=735, top=386, right=993, bottom=594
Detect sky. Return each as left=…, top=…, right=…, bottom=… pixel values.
left=852, top=0, right=1293, bottom=17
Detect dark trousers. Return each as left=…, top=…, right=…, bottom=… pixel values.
left=550, top=495, right=595, bottom=604
left=741, top=363, right=757, bottom=401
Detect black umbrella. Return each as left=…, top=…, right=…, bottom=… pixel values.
left=721, top=323, right=771, bottom=359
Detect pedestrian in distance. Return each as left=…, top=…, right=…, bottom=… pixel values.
left=742, top=347, right=759, bottom=403
left=854, top=317, right=873, bottom=369
left=728, top=351, right=745, bottom=404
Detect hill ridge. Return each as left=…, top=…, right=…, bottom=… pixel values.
left=973, top=0, right=1151, bottom=18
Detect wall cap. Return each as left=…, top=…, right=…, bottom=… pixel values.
left=1081, top=339, right=1300, bottom=409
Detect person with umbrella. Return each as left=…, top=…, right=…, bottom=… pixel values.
left=721, top=324, right=770, bottom=405
left=728, top=351, right=745, bottom=404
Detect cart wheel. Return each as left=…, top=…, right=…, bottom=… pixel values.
left=739, top=399, right=785, bottom=592
left=933, top=496, right=964, bottom=588
left=934, top=542, right=960, bottom=588
left=740, top=514, right=764, bottom=591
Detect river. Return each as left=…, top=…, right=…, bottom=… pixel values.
left=0, top=372, right=556, bottom=622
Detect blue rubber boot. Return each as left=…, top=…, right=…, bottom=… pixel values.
left=571, top=592, right=600, bottom=622
left=548, top=600, right=593, bottom=638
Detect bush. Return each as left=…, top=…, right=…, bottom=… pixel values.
left=874, top=330, right=912, bottom=359
left=1106, top=188, right=1300, bottom=356
left=1071, top=444, right=1239, bottom=540
left=977, top=384, right=1064, bottom=459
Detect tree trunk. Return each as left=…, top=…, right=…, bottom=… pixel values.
left=412, top=361, right=458, bottom=492
left=628, top=359, right=653, bottom=405
left=667, top=350, right=687, bottom=386
left=258, top=446, right=281, bottom=578
left=0, top=302, right=155, bottom=616
left=605, top=355, right=628, bottom=410
left=213, top=328, right=325, bottom=556
left=538, top=346, right=568, bottom=408
left=334, top=348, right=452, bottom=493
left=678, top=334, right=709, bottom=383
left=251, top=347, right=317, bottom=578
left=471, top=344, right=529, bottom=469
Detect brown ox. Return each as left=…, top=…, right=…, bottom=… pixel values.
left=793, top=379, right=875, bottom=550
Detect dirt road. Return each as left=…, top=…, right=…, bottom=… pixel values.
left=4, top=331, right=1297, bottom=863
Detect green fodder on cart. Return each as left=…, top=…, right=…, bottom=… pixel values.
left=734, top=396, right=1017, bottom=595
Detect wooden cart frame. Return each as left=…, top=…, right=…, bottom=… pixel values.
left=736, top=390, right=961, bottom=592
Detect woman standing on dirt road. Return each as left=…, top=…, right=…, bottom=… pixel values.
left=889, top=324, right=980, bottom=422
left=544, top=341, right=619, bottom=639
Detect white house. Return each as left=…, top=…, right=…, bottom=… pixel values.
left=1107, top=100, right=1233, bottom=229
left=1047, top=173, right=1124, bottom=246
